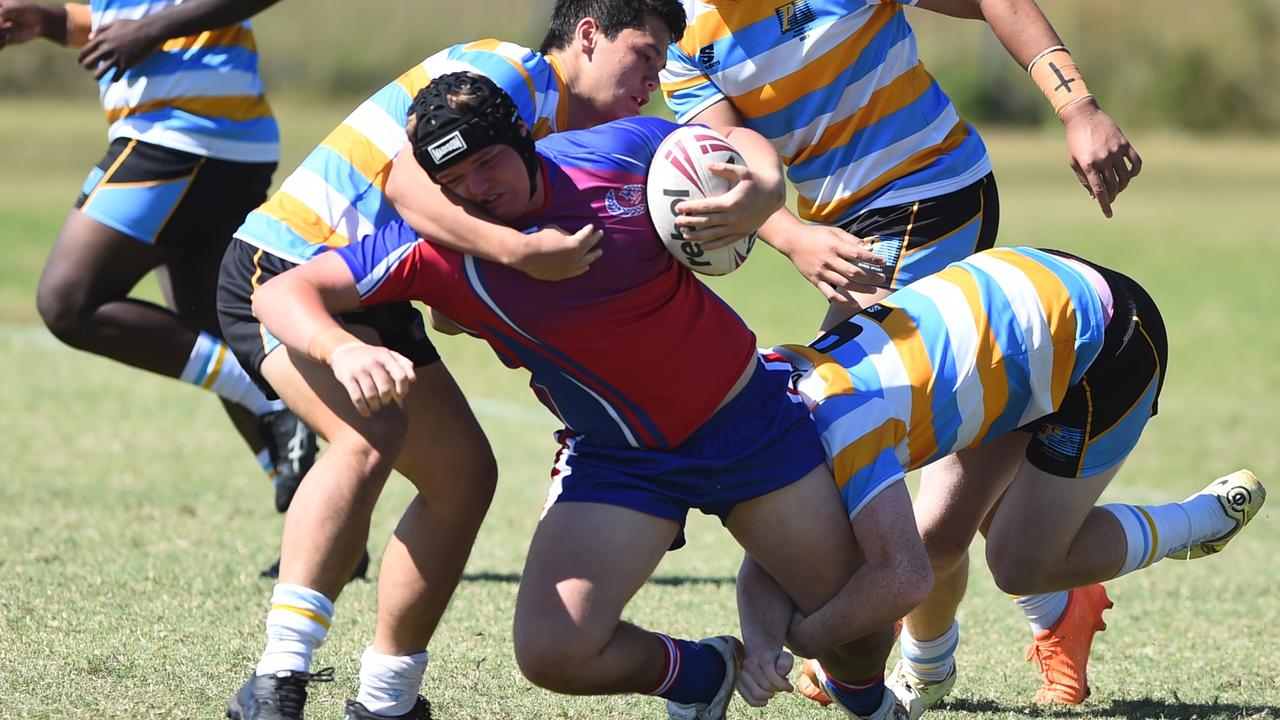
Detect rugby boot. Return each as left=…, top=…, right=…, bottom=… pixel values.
left=798, top=618, right=903, bottom=707
left=343, top=696, right=432, bottom=719
left=261, top=548, right=371, bottom=583
left=886, top=659, right=956, bottom=717
left=1165, top=469, right=1265, bottom=560
left=667, top=636, right=744, bottom=720
left=227, top=667, right=334, bottom=720
left=1025, top=583, right=1112, bottom=704
left=807, top=660, right=910, bottom=720
left=260, top=408, right=318, bottom=513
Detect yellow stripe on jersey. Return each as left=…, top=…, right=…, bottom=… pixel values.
left=985, top=248, right=1080, bottom=407
left=159, top=24, right=255, bottom=53
left=938, top=264, right=1009, bottom=444
left=106, top=94, right=272, bottom=124
left=830, top=417, right=907, bottom=494
left=800, top=119, right=970, bottom=223
left=464, top=39, right=540, bottom=110
left=675, top=2, right=782, bottom=57
left=321, top=123, right=395, bottom=190
left=781, top=63, right=934, bottom=166
left=258, top=191, right=354, bottom=249
left=878, top=304, right=939, bottom=465
left=662, top=74, right=708, bottom=94
left=729, top=3, right=896, bottom=120
left=393, top=63, right=433, bottom=99
left=545, top=54, right=570, bottom=133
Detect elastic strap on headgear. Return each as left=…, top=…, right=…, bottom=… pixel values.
left=408, top=72, right=539, bottom=196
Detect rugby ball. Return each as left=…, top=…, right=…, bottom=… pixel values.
left=647, top=125, right=757, bottom=276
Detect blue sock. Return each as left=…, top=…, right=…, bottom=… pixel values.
left=647, top=635, right=726, bottom=705
left=823, top=669, right=885, bottom=717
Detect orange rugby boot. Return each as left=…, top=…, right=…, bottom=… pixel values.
left=1025, top=583, right=1113, bottom=704
left=796, top=619, right=903, bottom=707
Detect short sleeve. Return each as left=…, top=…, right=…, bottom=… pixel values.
left=660, top=44, right=727, bottom=123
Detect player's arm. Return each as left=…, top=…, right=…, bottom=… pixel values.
left=913, top=0, right=1142, bottom=218
left=385, top=139, right=603, bottom=281
left=683, top=100, right=886, bottom=303
left=77, top=0, right=281, bottom=79
left=784, top=481, right=933, bottom=659
left=0, top=1, right=88, bottom=49
left=252, top=251, right=416, bottom=418
left=735, top=554, right=797, bottom=707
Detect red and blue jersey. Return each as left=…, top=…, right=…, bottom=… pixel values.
left=335, top=116, right=757, bottom=449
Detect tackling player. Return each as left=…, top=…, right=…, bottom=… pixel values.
left=661, top=0, right=1144, bottom=706
left=248, top=71, right=873, bottom=720
left=734, top=247, right=1265, bottom=719
left=0, top=0, right=318, bottom=570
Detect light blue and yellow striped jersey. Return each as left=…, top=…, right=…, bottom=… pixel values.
left=772, top=248, right=1108, bottom=517
left=661, top=0, right=990, bottom=225
left=234, top=40, right=569, bottom=264
left=90, top=0, right=278, bottom=163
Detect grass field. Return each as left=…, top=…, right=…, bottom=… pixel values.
left=1, top=97, right=1278, bottom=719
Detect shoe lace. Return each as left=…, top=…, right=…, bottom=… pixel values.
left=1025, top=635, right=1063, bottom=676
left=274, top=667, right=335, bottom=715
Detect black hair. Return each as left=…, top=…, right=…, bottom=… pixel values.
left=538, top=0, right=687, bottom=53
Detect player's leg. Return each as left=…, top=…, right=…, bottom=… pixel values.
left=347, top=356, right=497, bottom=719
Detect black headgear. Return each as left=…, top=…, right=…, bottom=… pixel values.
left=409, top=72, right=539, bottom=197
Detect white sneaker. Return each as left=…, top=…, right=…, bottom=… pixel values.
left=667, top=636, right=744, bottom=720
left=886, top=660, right=955, bottom=718
left=809, top=660, right=910, bottom=720
left=1166, top=469, right=1266, bottom=560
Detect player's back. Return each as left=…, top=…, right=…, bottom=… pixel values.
left=780, top=247, right=1109, bottom=492
left=89, top=0, right=277, bottom=162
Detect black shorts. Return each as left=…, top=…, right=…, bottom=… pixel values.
left=1023, top=254, right=1168, bottom=477
left=76, top=137, right=274, bottom=248
left=841, top=173, right=999, bottom=290
left=216, top=238, right=441, bottom=399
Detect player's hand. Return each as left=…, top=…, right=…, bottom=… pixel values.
left=1060, top=100, right=1142, bottom=219
left=328, top=342, right=417, bottom=417
left=784, top=224, right=886, bottom=304
left=78, top=18, right=160, bottom=79
left=0, top=1, right=49, bottom=49
left=736, top=648, right=795, bottom=707
left=509, top=224, right=603, bottom=281
left=673, top=162, right=785, bottom=250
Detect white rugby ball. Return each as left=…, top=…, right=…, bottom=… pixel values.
left=647, top=125, right=757, bottom=276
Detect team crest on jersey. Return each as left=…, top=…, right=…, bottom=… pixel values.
left=605, top=184, right=647, bottom=217
left=775, top=0, right=816, bottom=39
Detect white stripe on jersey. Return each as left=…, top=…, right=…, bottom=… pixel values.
left=773, top=35, right=917, bottom=159
left=905, top=274, right=986, bottom=449
left=106, top=125, right=277, bottom=161
left=792, top=104, right=959, bottom=202
left=712, top=9, right=880, bottom=96
left=344, top=101, right=411, bottom=161
left=278, top=167, right=377, bottom=246
left=964, top=253, right=1057, bottom=425
left=100, top=69, right=263, bottom=109
left=92, top=1, right=178, bottom=27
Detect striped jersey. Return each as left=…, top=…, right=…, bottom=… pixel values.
left=661, top=0, right=990, bottom=225
left=336, top=117, right=757, bottom=449
left=235, top=40, right=569, bottom=264
left=771, top=247, right=1108, bottom=517
left=89, top=0, right=278, bottom=162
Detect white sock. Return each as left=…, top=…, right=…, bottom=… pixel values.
left=1102, top=494, right=1235, bottom=577
left=356, top=646, right=429, bottom=715
left=899, top=620, right=958, bottom=683
left=256, top=584, right=334, bottom=675
left=1013, top=591, right=1069, bottom=633
left=180, top=331, right=284, bottom=416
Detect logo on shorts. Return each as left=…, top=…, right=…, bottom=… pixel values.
left=775, top=0, right=816, bottom=38
left=427, top=131, right=468, bottom=165
left=1036, top=423, right=1085, bottom=460
left=604, top=184, right=647, bottom=217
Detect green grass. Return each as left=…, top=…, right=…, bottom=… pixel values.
left=0, top=98, right=1278, bottom=718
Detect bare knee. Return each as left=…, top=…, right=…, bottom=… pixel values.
left=986, top=547, right=1052, bottom=596
left=328, top=414, right=409, bottom=481
left=398, top=431, right=498, bottom=515
left=514, top=630, right=598, bottom=693
left=35, top=277, right=93, bottom=348
left=920, top=524, right=970, bottom=576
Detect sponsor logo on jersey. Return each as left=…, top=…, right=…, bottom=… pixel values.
left=698, top=43, right=719, bottom=71
left=604, top=184, right=647, bottom=217
left=775, top=0, right=816, bottom=39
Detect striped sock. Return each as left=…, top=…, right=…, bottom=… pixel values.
left=821, top=669, right=885, bottom=717
left=1013, top=592, right=1069, bottom=633
left=356, top=646, right=429, bottom=715
left=900, top=620, right=959, bottom=683
left=180, top=331, right=283, bottom=416
left=646, top=634, right=726, bottom=705
left=256, top=583, right=334, bottom=675
left=1102, top=495, right=1235, bottom=577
